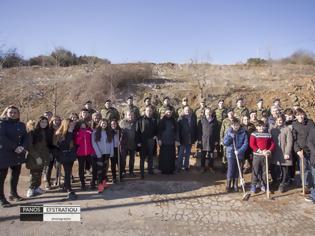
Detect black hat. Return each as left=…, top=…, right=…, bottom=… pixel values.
left=85, top=100, right=92, bottom=104
left=218, top=99, right=224, bottom=103
left=105, top=99, right=111, bottom=103
left=249, top=110, right=257, bottom=114
left=144, top=97, right=150, bottom=102
left=127, top=96, right=133, bottom=100
left=163, top=96, right=170, bottom=101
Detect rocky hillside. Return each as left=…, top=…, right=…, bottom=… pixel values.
left=0, top=63, right=314, bottom=121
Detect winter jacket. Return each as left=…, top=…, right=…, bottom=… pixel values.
left=100, top=107, right=120, bottom=121
left=74, top=128, right=95, bottom=157
left=136, top=116, right=158, bottom=144
left=270, top=125, right=293, bottom=166
left=250, top=131, right=275, bottom=157
left=197, top=115, right=219, bottom=152
left=26, top=130, right=51, bottom=170
left=119, top=119, right=137, bottom=150
left=92, top=130, right=114, bottom=158
left=122, top=105, right=140, bottom=120
left=157, top=116, right=179, bottom=145
left=177, top=114, right=197, bottom=145
left=220, top=118, right=232, bottom=142
left=233, top=106, right=249, bottom=119
left=292, top=118, right=315, bottom=155
left=0, top=118, right=28, bottom=168
left=195, top=107, right=206, bottom=122
left=215, top=108, right=227, bottom=126
left=54, top=132, right=76, bottom=163
left=223, top=127, right=248, bottom=160
left=307, top=126, right=315, bottom=166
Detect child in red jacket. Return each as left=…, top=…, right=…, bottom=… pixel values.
left=249, top=120, right=275, bottom=193
left=74, top=121, right=95, bottom=190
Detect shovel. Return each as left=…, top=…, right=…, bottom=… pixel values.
left=233, top=138, right=250, bottom=201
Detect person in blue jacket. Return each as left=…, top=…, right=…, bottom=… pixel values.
left=223, top=118, right=248, bottom=192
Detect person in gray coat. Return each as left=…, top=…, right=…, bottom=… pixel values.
left=270, top=114, right=293, bottom=192
left=177, top=106, right=197, bottom=171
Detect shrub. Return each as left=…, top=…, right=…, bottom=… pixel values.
left=246, top=58, right=268, bottom=66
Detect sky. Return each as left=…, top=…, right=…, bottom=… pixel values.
left=0, top=0, right=314, bottom=64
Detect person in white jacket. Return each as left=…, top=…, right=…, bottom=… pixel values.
left=92, top=119, right=114, bottom=193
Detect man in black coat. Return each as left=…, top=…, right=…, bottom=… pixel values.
left=197, top=108, right=219, bottom=172
left=0, top=106, right=28, bottom=207
left=136, top=105, right=158, bottom=179
left=292, top=108, right=315, bottom=193
left=177, top=105, right=197, bottom=171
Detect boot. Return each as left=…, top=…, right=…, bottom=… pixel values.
left=226, top=179, right=232, bottom=192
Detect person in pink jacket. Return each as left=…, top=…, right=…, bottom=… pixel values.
left=74, top=121, right=95, bottom=190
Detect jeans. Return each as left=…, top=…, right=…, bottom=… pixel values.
left=62, top=162, right=74, bottom=191
left=121, top=149, right=136, bottom=174
left=77, top=155, right=92, bottom=185
left=251, top=155, right=267, bottom=187
left=299, top=154, right=313, bottom=188
left=201, top=151, right=214, bottom=168
left=0, top=165, right=21, bottom=199
left=227, top=156, right=240, bottom=179
left=178, top=144, right=192, bottom=169
left=140, top=139, right=155, bottom=176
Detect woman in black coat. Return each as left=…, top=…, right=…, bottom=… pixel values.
left=0, top=106, right=28, bottom=207
left=157, top=107, right=179, bottom=174
left=53, top=118, right=77, bottom=200
left=197, top=107, right=219, bottom=172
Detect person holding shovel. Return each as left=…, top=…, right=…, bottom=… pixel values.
left=223, top=118, right=248, bottom=192
left=249, top=120, right=275, bottom=194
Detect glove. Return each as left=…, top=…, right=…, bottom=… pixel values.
left=234, top=150, right=239, bottom=156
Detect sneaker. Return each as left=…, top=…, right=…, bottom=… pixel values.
left=98, top=183, right=104, bottom=194
left=261, top=185, right=266, bottom=193
left=250, top=185, right=256, bottom=194
left=0, top=198, right=11, bottom=208
left=234, top=185, right=239, bottom=192
left=26, top=188, right=35, bottom=198
left=45, top=183, right=52, bottom=190
left=305, top=196, right=315, bottom=203
left=129, top=172, right=136, bottom=177
left=278, top=184, right=285, bottom=193
left=34, top=187, right=45, bottom=195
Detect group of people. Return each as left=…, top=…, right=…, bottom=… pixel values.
left=0, top=95, right=314, bottom=208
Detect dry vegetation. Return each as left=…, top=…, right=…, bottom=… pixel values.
left=0, top=61, right=314, bottom=121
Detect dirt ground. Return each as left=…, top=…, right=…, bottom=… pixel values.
left=1, top=155, right=315, bottom=236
